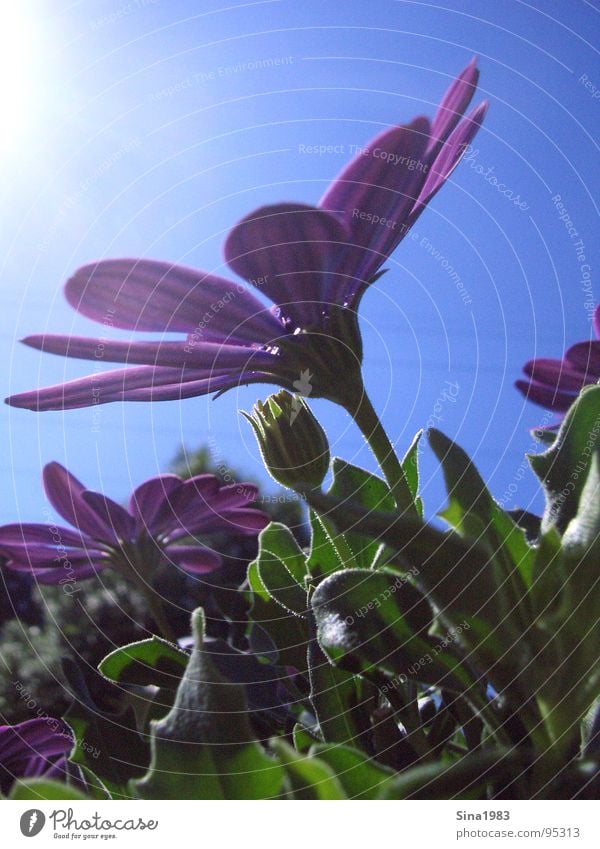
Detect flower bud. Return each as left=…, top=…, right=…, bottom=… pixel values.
left=243, top=390, right=330, bottom=490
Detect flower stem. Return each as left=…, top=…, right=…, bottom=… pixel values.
left=347, top=388, right=416, bottom=516
left=138, top=581, right=177, bottom=644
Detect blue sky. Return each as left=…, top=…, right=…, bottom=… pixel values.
left=1, top=0, right=599, bottom=526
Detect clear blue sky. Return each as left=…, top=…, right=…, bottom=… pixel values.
left=1, top=0, right=599, bottom=525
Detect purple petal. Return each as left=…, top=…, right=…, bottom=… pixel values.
left=81, top=491, right=136, bottom=543
left=515, top=379, right=577, bottom=412
left=412, top=101, right=488, bottom=216
left=428, top=58, right=479, bottom=155
left=0, top=543, right=99, bottom=566
left=65, top=259, right=283, bottom=344
left=136, top=478, right=194, bottom=538
left=182, top=477, right=259, bottom=511
left=564, top=341, right=600, bottom=374
left=183, top=474, right=226, bottom=496
left=113, top=370, right=275, bottom=403
left=6, top=365, right=267, bottom=411
left=0, top=522, right=87, bottom=549
left=523, top=358, right=591, bottom=392
left=594, top=306, right=600, bottom=339
left=5, top=558, right=107, bottom=584
left=180, top=507, right=270, bottom=537
left=23, top=335, right=277, bottom=371
left=129, top=474, right=183, bottom=534
left=155, top=477, right=262, bottom=536
left=319, top=118, right=430, bottom=290
left=42, top=463, right=120, bottom=542
left=0, top=719, right=73, bottom=794
left=224, top=203, right=349, bottom=328
left=165, top=544, right=222, bottom=574
left=165, top=482, right=262, bottom=537
left=0, top=718, right=73, bottom=765
left=33, top=561, right=106, bottom=584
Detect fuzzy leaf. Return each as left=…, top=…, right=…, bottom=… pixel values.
left=529, top=385, right=600, bottom=533
left=131, top=609, right=283, bottom=800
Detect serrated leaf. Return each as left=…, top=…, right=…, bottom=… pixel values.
left=328, top=459, right=396, bottom=569
left=253, top=522, right=308, bottom=615
left=304, top=492, right=525, bottom=701
left=99, top=637, right=188, bottom=690
left=247, top=561, right=310, bottom=673
left=308, top=510, right=358, bottom=576
left=429, top=427, right=534, bottom=591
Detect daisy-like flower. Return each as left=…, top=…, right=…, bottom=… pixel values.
left=6, top=60, right=487, bottom=416
left=0, top=717, right=73, bottom=796
left=0, top=463, right=268, bottom=637
left=516, top=305, right=600, bottom=420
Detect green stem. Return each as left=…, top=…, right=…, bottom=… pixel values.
left=347, top=388, right=416, bottom=516
left=138, top=581, right=177, bottom=644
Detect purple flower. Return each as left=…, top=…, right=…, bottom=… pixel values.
left=0, top=717, right=73, bottom=795
left=516, top=305, right=600, bottom=419
left=6, top=60, right=487, bottom=414
left=0, top=463, right=268, bottom=586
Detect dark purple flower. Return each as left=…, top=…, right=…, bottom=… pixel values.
left=0, top=717, right=73, bottom=796
left=516, top=305, right=600, bottom=419
left=6, top=60, right=487, bottom=414
left=0, top=462, right=268, bottom=586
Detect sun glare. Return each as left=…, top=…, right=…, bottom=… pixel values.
left=0, top=8, right=39, bottom=153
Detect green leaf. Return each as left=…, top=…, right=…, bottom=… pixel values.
left=98, top=638, right=190, bottom=729
left=532, top=427, right=557, bottom=446
left=378, top=750, right=517, bottom=799
left=529, top=385, right=600, bottom=533
left=62, top=659, right=149, bottom=798
left=311, top=568, right=468, bottom=690
left=246, top=561, right=310, bottom=673
left=309, top=743, right=394, bottom=799
left=539, top=455, right=600, bottom=718
left=562, top=452, right=600, bottom=558
left=308, top=509, right=358, bottom=577
left=306, top=491, right=522, bottom=660
left=328, top=459, right=396, bottom=569
left=271, top=740, right=346, bottom=799
left=253, top=522, right=308, bottom=615
left=9, top=779, right=88, bottom=800
left=401, top=430, right=424, bottom=518
left=292, top=723, right=320, bottom=753
left=429, top=427, right=534, bottom=591
left=99, top=637, right=188, bottom=689
left=308, top=637, right=367, bottom=746
left=76, top=766, right=113, bottom=800
left=131, top=609, right=283, bottom=800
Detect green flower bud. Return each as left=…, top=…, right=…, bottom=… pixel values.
left=243, top=390, right=330, bottom=490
